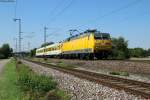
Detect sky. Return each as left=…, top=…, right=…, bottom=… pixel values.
left=0, top=0, right=150, bottom=51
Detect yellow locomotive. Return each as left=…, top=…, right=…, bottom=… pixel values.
left=36, top=29, right=112, bottom=59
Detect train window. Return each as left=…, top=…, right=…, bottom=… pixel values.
left=102, top=33, right=110, bottom=40
left=94, top=32, right=110, bottom=40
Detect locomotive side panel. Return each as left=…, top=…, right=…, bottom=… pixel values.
left=62, top=33, right=94, bottom=54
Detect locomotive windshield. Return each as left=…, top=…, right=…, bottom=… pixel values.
left=94, top=32, right=110, bottom=40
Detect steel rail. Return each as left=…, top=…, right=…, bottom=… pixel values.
left=23, top=59, right=150, bottom=99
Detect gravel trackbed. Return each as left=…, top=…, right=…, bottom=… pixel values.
left=21, top=60, right=143, bottom=100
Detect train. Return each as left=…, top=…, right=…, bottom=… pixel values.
left=36, top=29, right=112, bottom=59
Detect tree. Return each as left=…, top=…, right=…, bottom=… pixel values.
left=147, top=48, right=150, bottom=57
left=0, top=44, right=12, bottom=59
left=110, top=37, right=129, bottom=59
left=41, top=42, right=54, bottom=47
left=129, top=48, right=150, bottom=57
left=30, top=48, right=36, bottom=57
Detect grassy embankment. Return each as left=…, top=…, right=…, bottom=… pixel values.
left=0, top=59, right=22, bottom=100
left=0, top=59, right=70, bottom=100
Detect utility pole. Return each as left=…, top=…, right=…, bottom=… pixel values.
left=44, top=26, right=48, bottom=45
left=13, top=38, right=17, bottom=53
left=44, top=26, right=48, bottom=60
left=28, top=42, right=30, bottom=52
left=15, top=38, right=18, bottom=52
left=24, top=32, right=34, bottom=52
left=14, top=18, right=22, bottom=56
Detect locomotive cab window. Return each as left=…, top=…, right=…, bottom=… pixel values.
left=94, top=32, right=110, bottom=40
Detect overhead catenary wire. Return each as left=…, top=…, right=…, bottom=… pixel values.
left=75, top=0, right=143, bottom=29
left=46, top=0, right=64, bottom=22
left=42, top=0, right=74, bottom=42
left=47, top=0, right=74, bottom=26
left=41, top=0, right=73, bottom=41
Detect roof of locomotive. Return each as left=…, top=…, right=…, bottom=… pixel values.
left=63, top=30, right=110, bottom=42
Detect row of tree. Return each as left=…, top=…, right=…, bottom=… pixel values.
left=0, top=44, right=12, bottom=59
left=129, top=48, right=150, bottom=58
left=110, top=37, right=150, bottom=59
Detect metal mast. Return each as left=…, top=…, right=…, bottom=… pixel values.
left=14, top=18, right=22, bottom=55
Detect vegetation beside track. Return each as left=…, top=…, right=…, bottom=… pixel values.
left=109, top=71, right=129, bottom=76
left=16, top=60, right=70, bottom=100
left=57, top=61, right=76, bottom=68
left=0, top=44, right=12, bottom=59
left=0, top=59, right=22, bottom=100
left=0, top=58, right=70, bottom=100
left=29, top=57, right=76, bottom=69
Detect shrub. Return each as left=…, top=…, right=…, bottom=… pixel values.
left=110, top=37, right=130, bottom=59
left=109, top=71, right=129, bottom=76
left=17, top=64, right=57, bottom=96
left=16, top=62, right=69, bottom=99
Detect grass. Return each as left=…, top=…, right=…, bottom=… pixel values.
left=0, top=59, right=70, bottom=100
left=29, top=57, right=76, bottom=69
left=57, top=61, right=75, bottom=69
left=16, top=60, right=70, bottom=100
left=109, top=71, right=129, bottom=76
left=46, top=89, right=70, bottom=100
left=17, top=63, right=57, bottom=91
left=0, top=59, right=22, bottom=100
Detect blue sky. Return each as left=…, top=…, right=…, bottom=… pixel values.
left=0, top=0, right=150, bottom=51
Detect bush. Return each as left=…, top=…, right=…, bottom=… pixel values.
left=16, top=62, right=70, bottom=99
left=46, top=89, right=70, bottom=100
left=129, top=48, right=150, bottom=58
left=109, top=71, right=129, bottom=76
left=17, top=63, right=57, bottom=97
left=0, top=44, right=12, bottom=59
left=109, top=37, right=129, bottom=59
left=0, top=53, right=5, bottom=59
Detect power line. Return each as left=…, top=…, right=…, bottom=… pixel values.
left=76, top=0, right=143, bottom=29
left=47, top=0, right=74, bottom=26
left=42, top=0, right=74, bottom=44
left=117, top=11, right=150, bottom=24
left=14, top=18, right=22, bottom=55
left=46, top=0, right=64, bottom=20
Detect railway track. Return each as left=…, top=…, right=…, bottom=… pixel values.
left=23, top=59, right=150, bottom=99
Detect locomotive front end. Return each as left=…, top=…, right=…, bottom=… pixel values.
left=94, top=32, right=112, bottom=58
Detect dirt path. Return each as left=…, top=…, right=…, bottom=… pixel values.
left=0, top=59, right=10, bottom=74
